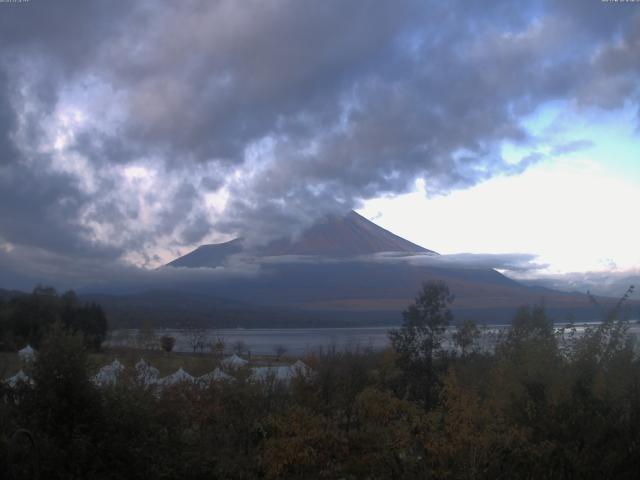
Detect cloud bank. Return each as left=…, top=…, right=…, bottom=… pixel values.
left=0, top=0, right=639, bottom=286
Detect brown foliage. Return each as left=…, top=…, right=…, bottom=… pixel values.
left=262, top=406, right=347, bottom=479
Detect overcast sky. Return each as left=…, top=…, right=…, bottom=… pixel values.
left=0, top=0, right=638, bottom=295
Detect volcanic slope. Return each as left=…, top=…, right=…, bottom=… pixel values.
left=168, top=210, right=434, bottom=268
left=166, top=211, right=601, bottom=323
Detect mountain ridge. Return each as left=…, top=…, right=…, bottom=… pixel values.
left=168, top=210, right=435, bottom=268
left=160, top=210, right=620, bottom=325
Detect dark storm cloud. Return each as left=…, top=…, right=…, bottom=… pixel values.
left=0, top=72, right=19, bottom=166
left=103, top=1, right=418, bottom=160
left=0, top=1, right=134, bottom=68
left=0, top=0, right=141, bottom=268
left=0, top=0, right=639, bottom=285
left=0, top=162, right=91, bottom=254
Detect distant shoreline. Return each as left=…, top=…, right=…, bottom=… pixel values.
left=105, top=320, right=640, bottom=356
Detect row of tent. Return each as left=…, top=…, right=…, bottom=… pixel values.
left=93, top=356, right=313, bottom=388
left=4, top=353, right=313, bottom=390
left=91, top=358, right=235, bottom=388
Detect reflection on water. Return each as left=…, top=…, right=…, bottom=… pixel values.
left=106, top=320, right=640, bottom=356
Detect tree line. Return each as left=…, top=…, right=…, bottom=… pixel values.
left=1, top=281, right=639, bottom=479
left=0, top=286, right=108, bottom=352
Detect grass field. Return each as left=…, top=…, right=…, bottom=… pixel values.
left=0, top=352, right=22, bottom=379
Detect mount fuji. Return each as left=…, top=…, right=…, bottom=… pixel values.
left=153, top=211, right=603, bottom=326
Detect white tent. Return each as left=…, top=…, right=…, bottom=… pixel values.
left=159, top=367, right=195, bottom=387
left=251, top=360, right=314, bottom=384
left=4, top=370, right=33, bottom=388
left=222, top=354, right=249, bottom=368
left=290, top=359, right=314, bottom=377
left=93, top=367, right=118, bottom=387
left=197, top=368, right=233, bottom=386
left=18, top=344, right=36, bottom=362
left=135, top=359, right=159, bottom=385
left=93, top=359, right=125, bottom=387
left=111, top=358, right=124, bottom=372
left=251, top=365, right=293, bottom=383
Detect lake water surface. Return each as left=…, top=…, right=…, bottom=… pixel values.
left=107, top=321, right=640, bottom=356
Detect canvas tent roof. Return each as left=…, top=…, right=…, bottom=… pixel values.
left=251, top=365, right=294, bottom=382
left=198, top=368, right=233, bottom=385
left=5, top=370, right=33, bottom=388
left=18, top=344, right=36, bottom=361
left=135, top=358, right=150, bottom=370
left=135, top=358, right=159, bottom=385
left=222, top=354, right=249, bottom=367
left=93, top=360, right=125, bottom=387
left=111, top=358, right=124, bottom=372
left=160, top=367, right=195, bottom=386
left=291, top=360, right=309, bottom=372
left=251, top=360, right=314, bottom=384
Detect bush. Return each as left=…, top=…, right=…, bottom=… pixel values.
left=160, top=335, right=176, bottom=353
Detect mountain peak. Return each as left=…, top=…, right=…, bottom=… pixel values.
left=260, top=210, right=434, bottom=256
left=168, top=210, right=435, bottom=268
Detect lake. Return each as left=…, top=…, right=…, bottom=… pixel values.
left=106, top=321, right=640, bottom=356
left=107, top=327, right=393, bottom=356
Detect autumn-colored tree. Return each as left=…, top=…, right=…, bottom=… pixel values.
left=423, top=369, right=527, bottom=478
left=347, top=387, right=425, bottom=478
left=262, top=406, right=347, bottom=479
